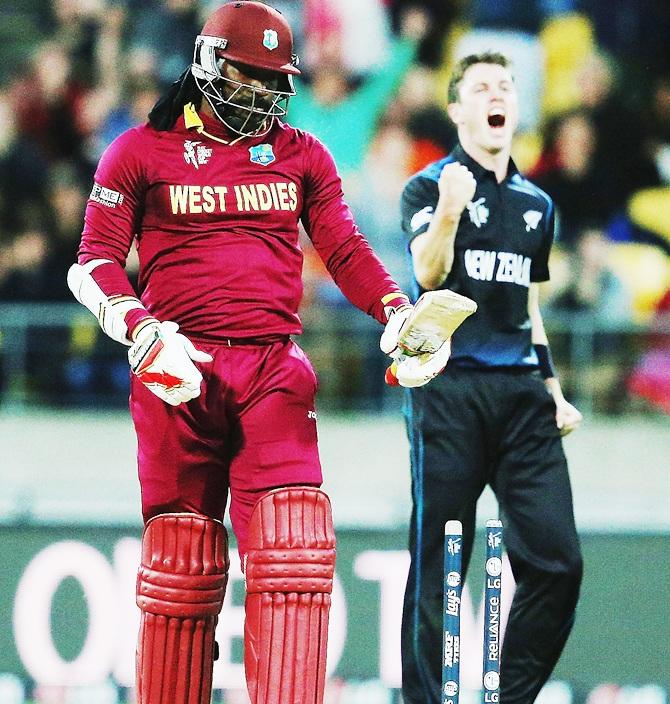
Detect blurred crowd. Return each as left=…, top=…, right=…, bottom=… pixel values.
left=1, top=0, right=670, bottom=412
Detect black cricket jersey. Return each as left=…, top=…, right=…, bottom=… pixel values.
left=400, top=143, right=555, bottom=369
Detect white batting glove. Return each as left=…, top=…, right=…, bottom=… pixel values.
left=386, top=340, right=452, bottom=388
left=380, top=293, right=413, bottom=356
left=382, top=290, right=477, bottom=387
left=128, top=321, right=213, bottom=406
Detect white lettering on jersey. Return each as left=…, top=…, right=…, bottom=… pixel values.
left=495, top=252, right=531, bottom=286
left=169, top=183, right=297, bottom=215
left=410, top=206, right=434, bottom=232
left=464, top=249, right=531, bottom=287
left=169, top=185, right=227, bottom=214
left=235, top=182, right=296, bottom=212
left=464, top=249, right=497, bottom=281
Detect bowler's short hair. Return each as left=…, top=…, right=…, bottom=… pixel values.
left=447, top=52, right=512, bottom=104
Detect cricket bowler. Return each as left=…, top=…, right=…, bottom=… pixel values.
left=399, top=52, right=584, bottom=703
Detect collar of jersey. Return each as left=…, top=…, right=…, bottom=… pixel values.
left=452, top=142, right=519, bottom=182
left=183, top=102, right=246, bottom=146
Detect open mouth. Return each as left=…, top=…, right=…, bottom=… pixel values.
left=487, top=108, right=506, bottom=128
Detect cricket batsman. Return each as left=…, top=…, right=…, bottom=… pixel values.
left=66, top=2, right=454, bottom=702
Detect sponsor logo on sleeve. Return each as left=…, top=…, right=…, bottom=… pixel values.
left=446, top=571, right=461, bottom=587
left=443, top=631, right=460, bottom=668
left=488, top=531, right=502, bottom=549
left=447, top=536, right=461, bottom=556
left=486, top=557, right=503, bottom=577
left=444, top=679, right=459, bottom=698
left=484, top=671, right=500, bottom=691
left=410, top=206, right=434, bottom=232
left=445, top=587, right=461, bottom=616
left=89, top=183, right=124, bottom=208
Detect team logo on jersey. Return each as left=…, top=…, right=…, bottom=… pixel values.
left=183, top=140, right=212, bottom=170
left=263, top=29, right=279, bottom=50
left=466, top=197, right=489, bottom=228
left=410, top=206, right=434, bottom=232
left=249, top=143, right=276, bottom=166
left=523, top=209, right=542, bottom=232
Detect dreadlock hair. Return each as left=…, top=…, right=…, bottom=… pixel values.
left=148, top=68, right=202, bottom=130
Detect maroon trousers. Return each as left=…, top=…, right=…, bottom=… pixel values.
left=130, top=338, right=322, bottom=557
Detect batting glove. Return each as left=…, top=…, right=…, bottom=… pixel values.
left=128, top=321, right=213, bottom=406
left=385, top=340, right=452, bottom=388
left=379, top=293, right=413, bottom=356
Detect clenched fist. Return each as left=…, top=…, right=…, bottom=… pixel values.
left=437, top=162, right=477, bottom=219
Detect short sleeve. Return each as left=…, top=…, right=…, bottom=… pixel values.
left=400, top=175, right=440, bottom=244
left=530, top=201, right=554, bottom=283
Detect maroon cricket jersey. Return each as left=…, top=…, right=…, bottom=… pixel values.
left=79, top=107, right=401, bottom=340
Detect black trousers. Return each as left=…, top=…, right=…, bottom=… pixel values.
left=401, top=367, right=583, bottom=704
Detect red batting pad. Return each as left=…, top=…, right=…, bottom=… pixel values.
left=244, top=487, right=336, bottom=704
left=136, top=514, right=229, bottom=704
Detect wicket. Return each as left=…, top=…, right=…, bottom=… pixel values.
left=441, top=519, right=504, bottom=704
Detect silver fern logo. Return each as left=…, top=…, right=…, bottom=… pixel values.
left=523, top=210, right=542, bottom=232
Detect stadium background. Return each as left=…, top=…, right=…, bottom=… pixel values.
left=1, top=0, right=669, bottom=703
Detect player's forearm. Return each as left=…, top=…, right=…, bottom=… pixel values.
left=528, top=283, right=560, bottom=387
left=534, top=338, right=564, bottom=398
left=544, top=375, right=565, bottom=399
left=68, top=257, right=154, bottom=345
left=411, top=213, right=460, bottom=290
left=320, top=233, right=404, bottom=325
left=531, top=326, right=548, bottom=345
left=528, top=283, right=548, bottom=344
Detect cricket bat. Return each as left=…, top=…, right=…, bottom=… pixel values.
left=397, top=289, right=477, bottom=356
left=385, top=289, right=477, bottom=386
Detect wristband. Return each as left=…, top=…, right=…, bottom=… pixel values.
left=381, top=292, right=411, bottom=321
left=533, top=343, right=556, bottom=379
